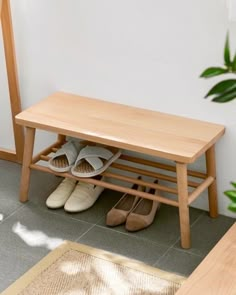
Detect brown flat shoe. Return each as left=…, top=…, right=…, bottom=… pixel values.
left=106, top=177, right=145, bottom=227
left=125, top=181, right=161, bottom=232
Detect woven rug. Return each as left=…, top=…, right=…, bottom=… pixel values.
left=1, top=241, right=185, bottom=295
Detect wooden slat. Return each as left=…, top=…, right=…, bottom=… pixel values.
left=40, top=155, right=50, bottom=161
left=102, top=171, right=178, bottom=194
left=32, top=146, right=201, bottom=190
left=32, top=141, right=62, bottom=164
left=112, top=162, right=200, bottom=188
left=120, top=154, right=207, bottom=179
left=1, top=0, right=24, bottom=162
left=188, top=176, right=214, bottom=204
left=30, top=163, right=179, bottom=207
left=112, top=162, right=177, bottom=181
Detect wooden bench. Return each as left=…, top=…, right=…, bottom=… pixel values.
left=15, top=92, right=225, bottom=249
left=176, top=222, right=236, bottom=294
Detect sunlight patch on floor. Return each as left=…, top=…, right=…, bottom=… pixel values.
left=60, top=261, right=82, bottom=275
left=58, top=251, right=171, bottom=294
left=12, top=222, right=64, bottom=250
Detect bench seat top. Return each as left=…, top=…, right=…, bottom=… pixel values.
left=15, top=92, right=225, bottom=163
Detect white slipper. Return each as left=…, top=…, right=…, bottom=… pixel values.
left=46, top=178, right=77, bottom=209
left=71, top=145, right=121, bottom=178
left=64, top=179, right=105, bottom=212
left=48, top=140, right=82, bottom=172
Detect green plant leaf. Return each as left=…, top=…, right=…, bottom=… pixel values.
left=200, top=67, right=228, bottom=78
left=212, top=88, right=236, bottom=103
left=225, top=190, right=236, bottom=202
left=232, top=53, right=236, bottom=72
left=231, top=182, right=236, bottom=188
left=204, top=79, right=236, bottom=98
left=228, top=202, right=236, bottom=212
left=224, top=32, right=231, bottom=67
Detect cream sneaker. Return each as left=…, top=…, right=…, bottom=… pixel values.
left=46, top=178, right=77, bottom=209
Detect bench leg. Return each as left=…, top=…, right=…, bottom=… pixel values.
left=57, top=134, right=66, bottom=143
left=206, top=145, right=218, bottom=218
left=19, top=127, right=35, bottom=202
left=176, top=162, right=191, bottom=249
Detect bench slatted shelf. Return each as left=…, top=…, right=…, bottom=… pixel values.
left=15, top=92, right=225, bottom=249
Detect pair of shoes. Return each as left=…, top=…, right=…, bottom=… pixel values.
left=49, top=140, right=121, bottom=178
left=48, top=140, right=81, bottom=173
left=46, top=177, right=104, bottom=212
left=106, top=180, right=161, bottom=231
left=125, top=186, right=161, bottom=232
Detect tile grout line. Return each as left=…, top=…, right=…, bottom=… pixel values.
left=77, top=221, right=172, bottom=252
left=0, top=200, right=98, bottom=257
left=190, top=210, right=205, bottom=229
left=75, top=223, right=97, bottom=242
left=0, top=203, right=26, bottom=225
left=152, top=246, right=173, bottom=266
left=170, top=246, right=204, bottom=258
left=25, top=203, right=95, bottom=226
left=94, top=223, right=191, bottom=251
left=42, top=209, right=93, bottom=226
left=153, top=211, right=206, bottom=266
left=94, top=224, right=173, bottom=251
left=94, top=214, right=107, bottom=226
left=153, top=238, right=204, bottom=268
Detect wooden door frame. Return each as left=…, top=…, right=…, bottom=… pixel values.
left=0, top=0, right=24, bottom=163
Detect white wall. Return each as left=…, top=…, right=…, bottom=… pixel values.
left=0, top=29, right=15, bottom=150
left=1, top=0, right=236, bottom=216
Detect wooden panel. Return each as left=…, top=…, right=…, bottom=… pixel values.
left=0, top=149, right=17, bottom=162
left=176, top=223, right=236, bottom=295
left=0, top=0, right=2, bottom=19
left=15, top=92, right=225, bottom=163
left=1, top=0, right=24, bottom=162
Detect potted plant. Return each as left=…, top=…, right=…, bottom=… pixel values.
left=200, top=32, right=236, bottom=212
left=200, top=33, right=236, bottom=102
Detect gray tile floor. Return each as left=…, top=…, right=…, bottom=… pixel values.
left=0, top=159, right=235, bottom=292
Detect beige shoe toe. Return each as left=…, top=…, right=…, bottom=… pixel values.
left=125, top=214, right=147, bottom=232
left=106, top=209, right=128, bottom=227
left=46, top=178, right=77, bottom=209
left=125, top=182, right=161, bottom=232
left=106, top=177, right=145, bottom=227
